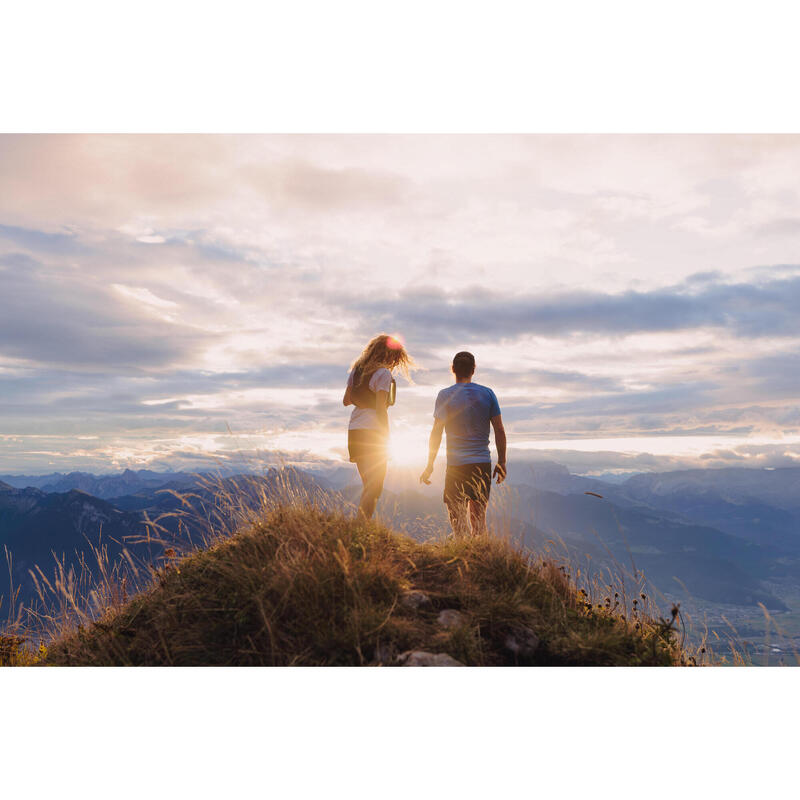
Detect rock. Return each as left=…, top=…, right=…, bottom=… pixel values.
left=503, top=627, right=540, bottom=658
left=400, top=590, right=431, bottom=610
left=437, top=609, right=466, bottom=628
left=397, top=650, right=465, bottom=667
left=373, top=643, right=394, bottom=664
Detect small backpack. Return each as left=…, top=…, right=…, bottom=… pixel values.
left=351, top=367, right=396, bottom=408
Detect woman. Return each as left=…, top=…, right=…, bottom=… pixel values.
left=343, top=333, right=413, bottom=519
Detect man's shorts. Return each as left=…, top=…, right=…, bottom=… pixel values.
left=444, top=462, right=492, bottom=505
left=348, top=428, right=388, bottom=463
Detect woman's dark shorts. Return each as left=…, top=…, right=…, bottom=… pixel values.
left=444, top=462, right=492, bottom=505
left=348, top=428, right=388, bottom=463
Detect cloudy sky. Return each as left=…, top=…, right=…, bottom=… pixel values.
left=2, top=134, right=800, bottom=475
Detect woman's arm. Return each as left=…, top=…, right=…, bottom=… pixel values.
left=375, top=390, right=390, bottom=432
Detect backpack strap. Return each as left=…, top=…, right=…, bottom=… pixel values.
left=351, top=369, right=397, bottom=409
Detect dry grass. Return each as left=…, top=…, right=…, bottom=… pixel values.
left=0, top=469, right=687, bottom=666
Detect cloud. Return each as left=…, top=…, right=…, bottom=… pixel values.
left=0, top=135, right=232, bottom=229
left=510, top=443, right=800, bottom=475
left=0, top=224, right=86, bottom=254
left=0, top=251, right=42, bottom=269
left=0, top=238, right=210, bottom=370
left=3, top=134, right=800, bottom=473
left=742, top=352, right=800, bottom=397
left=355, top=271, right=800, bottom=343
left=244, top=159, right=410, bottom=211
left=477, top=366, right=623, bottom=393
left=506, top=383, right=717, bottom=421
left=754, top=218, right=800, bottom=237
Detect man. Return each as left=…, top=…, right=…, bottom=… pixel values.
left=419, top=351, right=507, bottom=536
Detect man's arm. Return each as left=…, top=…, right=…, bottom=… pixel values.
left=419, top=419, right=445, bottom=485
left=491, top=414, right=507, bottom=483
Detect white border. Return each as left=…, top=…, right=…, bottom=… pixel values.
left=2, top=2, right=799, bottom=794
left=3, top=1, right=800, bottom=132
left=1, top=667, right=796, bottom=798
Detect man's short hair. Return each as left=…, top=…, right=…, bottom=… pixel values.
left=452, top=351, right=476, bottom=379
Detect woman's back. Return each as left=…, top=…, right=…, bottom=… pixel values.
left=347, top=367, right=393, bottom=430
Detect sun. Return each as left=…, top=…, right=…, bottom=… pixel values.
left=389, top=427, right=428, bottom=467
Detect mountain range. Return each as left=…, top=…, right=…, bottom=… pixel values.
left=2, top=463, right=800, bottom=621
left=0, top=468, right=201, bottom=499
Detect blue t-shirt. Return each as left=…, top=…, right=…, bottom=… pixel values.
left=433, top=382, right=501, bottom=466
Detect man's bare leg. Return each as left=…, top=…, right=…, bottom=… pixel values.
left=468, top=498, right=488, bottom=536
left=446, top=498, right=470, bottom=537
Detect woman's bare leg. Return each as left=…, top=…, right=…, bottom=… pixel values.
left=356, top=456, right=387, bottom=519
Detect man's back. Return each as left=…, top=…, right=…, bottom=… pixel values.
left=434, top=382, right=501, bottom=466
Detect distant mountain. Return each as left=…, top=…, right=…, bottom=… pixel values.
left=599, top=468, right=800, bottom=552
left=0, top=473, right=59, bottom=490
left=508, top=460, right=613, bottom=496
left=508, top=485, right=789, bottom=609
left=505, top=463, right=800, bottom=554
left=107, top=468, right=329, bottom=519
left=0, top=484, right=157, bottom=615
left=622, top=467, right=800, bottom=512
left=0, top=469, right=200, bottom=498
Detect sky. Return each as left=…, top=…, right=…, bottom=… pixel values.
left=2, top=133, right=800, bottom=476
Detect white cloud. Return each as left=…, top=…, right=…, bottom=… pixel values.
left=112, top=284, right=180, bottom=309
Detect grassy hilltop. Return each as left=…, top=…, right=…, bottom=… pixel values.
left=2, top=501, right=684, bottom=667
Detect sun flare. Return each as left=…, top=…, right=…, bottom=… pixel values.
left=389, top=427, right=429, bottom=467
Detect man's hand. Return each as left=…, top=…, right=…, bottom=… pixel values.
left=422, top=419, right=444, bottom=486
left=493, top=462, right=507, bottom=484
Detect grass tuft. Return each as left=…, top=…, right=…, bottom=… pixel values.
left=12, top=502, right=682, bottom=667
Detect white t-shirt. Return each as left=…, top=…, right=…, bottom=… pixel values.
left=348, top=367, right=393, bottom=430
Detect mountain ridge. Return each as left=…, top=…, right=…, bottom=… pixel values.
left=2, top=464, right=798, bottom=622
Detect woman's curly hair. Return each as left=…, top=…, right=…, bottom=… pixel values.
left=350, top=334, right=414, bottom=386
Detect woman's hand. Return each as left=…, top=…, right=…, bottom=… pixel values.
left=419, top=465, right=433, bottom=485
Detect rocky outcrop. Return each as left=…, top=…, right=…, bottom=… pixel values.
left=397, top=650, right=465, bottom=667
left=437, top=609, right=466, bottom=628
left=503, top=627, right=540, bottom=659
left=400, top=590, right=431, bottom=610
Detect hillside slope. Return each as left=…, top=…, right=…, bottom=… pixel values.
left=0, top=484, right=151, bottom=612
left=31, top=506, right=681, bottom=667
